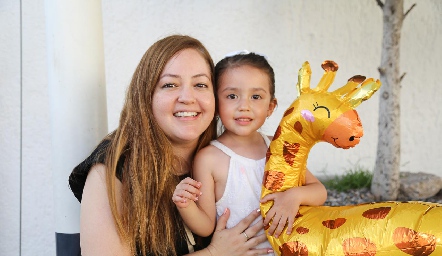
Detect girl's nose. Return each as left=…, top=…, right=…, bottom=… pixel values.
left=178, top=85, right=196, bottom=104
left=238, top=98, right=250, bottom=111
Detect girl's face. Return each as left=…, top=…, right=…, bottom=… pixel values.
left=152, top=48, right=215, bottom=146
left=217, top=65, right=276, bottom=137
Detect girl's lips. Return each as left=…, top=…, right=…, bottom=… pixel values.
left=235, top=118, right=252, bottom=121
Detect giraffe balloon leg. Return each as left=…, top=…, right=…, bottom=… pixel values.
left=260, top=60, right=442, bottom=255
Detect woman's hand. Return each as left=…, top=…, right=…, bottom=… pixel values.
left=205, top=208, right=273, bottom=256
left=172, top=177, right=202, bottom=208
left=260, top=189, right=301, bottom=238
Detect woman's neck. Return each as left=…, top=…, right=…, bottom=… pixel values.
left=172, top=142, right=197, bottom=175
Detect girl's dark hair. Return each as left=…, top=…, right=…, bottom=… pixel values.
left=214, top=52, right=275, bottom=99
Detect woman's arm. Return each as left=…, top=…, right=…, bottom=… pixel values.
left=260, top=168, right=327, bottom=237
left=186, top=208, right=273, bottom=256
left=80, top=164, right=131, bottom=256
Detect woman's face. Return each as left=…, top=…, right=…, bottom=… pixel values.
left=152, top=48, right=215, bottom=146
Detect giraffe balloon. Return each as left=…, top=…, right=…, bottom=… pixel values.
left=260, top=60, right=442, bottom=255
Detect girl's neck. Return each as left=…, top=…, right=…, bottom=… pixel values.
left=218, top=130, right=267, bottom=160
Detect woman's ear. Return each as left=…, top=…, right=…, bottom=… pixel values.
left=267, top=98, right=278, bottom=117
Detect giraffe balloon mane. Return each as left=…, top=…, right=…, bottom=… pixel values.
left=260, top=60, right=442, bottom=255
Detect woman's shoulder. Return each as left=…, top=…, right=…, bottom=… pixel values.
left=69, top=138, right=112, bottom=202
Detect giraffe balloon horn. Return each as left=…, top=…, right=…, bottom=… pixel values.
left=261, top=61, right=442, bottom=255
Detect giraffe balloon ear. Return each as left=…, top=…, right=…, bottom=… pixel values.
left=296, top=61, right=312, bottom=96
left=342, top=78, right=382, bottom=108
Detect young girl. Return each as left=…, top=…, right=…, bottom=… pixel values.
left=172, top=52, right=327, bottom=254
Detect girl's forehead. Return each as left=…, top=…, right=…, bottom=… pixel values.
left=219, top=66, right=271, bottom=88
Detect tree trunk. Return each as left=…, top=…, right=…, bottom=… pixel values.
left=371, top=0, right=404, bottom=200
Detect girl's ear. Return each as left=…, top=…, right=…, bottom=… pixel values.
left=267, top=98, right=278, bottom=117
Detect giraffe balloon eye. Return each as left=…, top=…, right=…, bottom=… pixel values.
left=313, top=102, right=331, bottom=118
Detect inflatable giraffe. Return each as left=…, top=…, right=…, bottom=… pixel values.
left=260, top=60, right=442, bottom=255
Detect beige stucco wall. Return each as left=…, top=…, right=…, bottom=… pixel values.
left=2, top=0, right=441, bottom=254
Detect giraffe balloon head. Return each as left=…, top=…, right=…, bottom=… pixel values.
left=283, top=60, right=381, bottom=150
left=262, top=60, right=381, bottom=194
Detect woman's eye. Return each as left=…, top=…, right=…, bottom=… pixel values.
left=195, top=83, right=208, bottom=88
left=161, top=83, right=176, bottom=88
left=227, top=94, right=237, bottom=99
left=252, top=95, right=262, bottom=100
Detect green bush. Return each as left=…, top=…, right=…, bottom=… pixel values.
left=322, top=166, right=372, bottom=192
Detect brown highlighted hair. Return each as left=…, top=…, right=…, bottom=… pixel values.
left=105, top=35, right=216, bottom=256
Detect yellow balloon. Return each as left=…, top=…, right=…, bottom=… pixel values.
left=260, top=60, right=442, bottom=255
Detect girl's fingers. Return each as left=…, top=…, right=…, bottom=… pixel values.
left=286, top=215, right=295, bottom=235
left=273, top=216, right=287, bottom=238
left=263, top=209, right=275, bottom=226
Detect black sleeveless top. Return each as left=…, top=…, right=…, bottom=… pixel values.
left=68, top=139, right=205, bottom=255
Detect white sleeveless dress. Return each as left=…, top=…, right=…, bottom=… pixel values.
left=211, top=133, right=274, bottom=255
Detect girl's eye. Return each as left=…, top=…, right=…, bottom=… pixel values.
left=161, top=83, right=176, bottom=88
left=252, top=95, right=262, bottom=100
left=227, top=94, right=238, bottom=99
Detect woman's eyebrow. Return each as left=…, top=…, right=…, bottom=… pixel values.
left=159, top=73, right=210, bottom=79
left=192, top=73, right=210, bottom=79
left=160, top=73, right=180, bottom=79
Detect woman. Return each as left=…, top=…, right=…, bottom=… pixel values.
left=69, top=35, right=269, bottom=255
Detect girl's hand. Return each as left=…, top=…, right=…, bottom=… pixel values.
left=172, top=177, right=202, bottom=208
left=260, top=189, right=301, bottom=238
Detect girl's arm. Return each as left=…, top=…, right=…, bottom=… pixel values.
left=174, top=149, right=218, bottom=237
left=260, top=168, right=327, bottom=238
left=80, top=164, right=131, bottom=256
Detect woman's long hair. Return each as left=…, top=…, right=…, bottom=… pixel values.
left=105, top=35, right=216, bottom=256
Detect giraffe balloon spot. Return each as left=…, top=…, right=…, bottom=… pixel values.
left=301, top=109, right=315, bottom=122
left=283, top=141, right=300, bottom=166
left=393, top=227, right=437, bottom=255
left=266, top=150, right=272, bottom=162
left=296, top=227, right=309, bottom=234
left=279, top=241, right=308, bottom=256
left=342, top=237, right=377, bottom=256
left=284, top=107, right=294, bottom=117
left=264, top=223, right=270, bottom=230
left=263, top=170, right=285, bottom=191
left=362, top=207, right=391, bottom=219
left=273, top=125, right=282, bottom=140
left=294, top=121, right=303, bottom=134
left=322, top=218, right=346, bottom=229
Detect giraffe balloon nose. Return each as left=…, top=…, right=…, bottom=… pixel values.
left=322, top=110, right=363, bottom=149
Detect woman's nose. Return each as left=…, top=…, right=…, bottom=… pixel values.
left=178, top=85, right=196, bottom=104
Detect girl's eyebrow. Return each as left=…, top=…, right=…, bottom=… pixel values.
left=221, top=87, right=268, bottom=93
